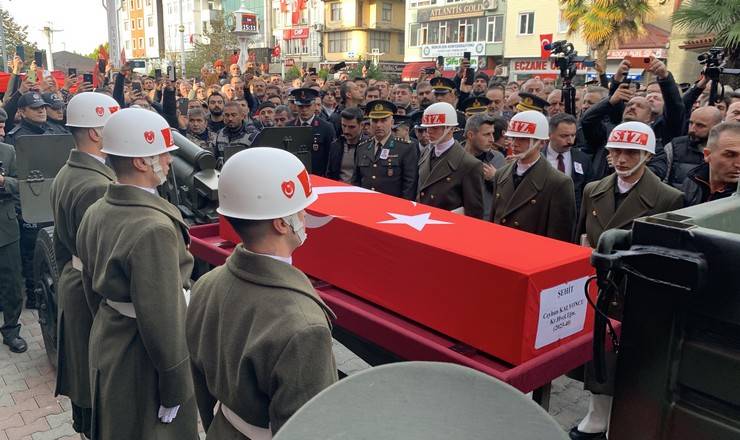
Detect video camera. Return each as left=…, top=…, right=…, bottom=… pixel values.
left=697, top=46, right=740, bottom=107
left=546, top=40, right=595, bottom=115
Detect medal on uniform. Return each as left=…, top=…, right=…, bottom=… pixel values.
left=379, top=148, right=390, bottom=160
left=387, top=167, right=394, bottom=177
left=312, top=135, right=319, bottom=151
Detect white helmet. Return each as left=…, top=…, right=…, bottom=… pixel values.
left=420, top=102, right=458, bottom=127
left=505, top=110, right=549, bottom=140
left=605, top=121, right=656, bottom=154
left=66, top=92, right=121, bottom=128
left=217, top=147, right=318, bottom=220
left=101, top=108, right=179, bottom=157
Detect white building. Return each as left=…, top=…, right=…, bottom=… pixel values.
left=272, top=0, right=324, bottom=70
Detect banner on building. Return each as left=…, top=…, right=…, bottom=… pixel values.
left=421, top=42, right=486, bottom=58
left=540, top=34, right=553, bottom=60
left=283, top=27, right=310, bottom=40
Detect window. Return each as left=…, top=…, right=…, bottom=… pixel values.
left=438, top=22, right=447, bottom=44
left=558, top=10, right=568, bottom=33
left=331, top=3, right=341, bottom=21
left=138, top=38, right=144, bottom=49
left=130, top=0, right=134, bottom=9
left=121, top=0, right=127, bottom=11
left=369, top=31, right=390, bottom=52
left=410, top=0, right=437, bottom=7
left=132, top=39, right=136, bottom=49
left=125, top=40, right=130, bottom=49
left=518, top=12, right=534, bottom=35
left=287, top=39, right=308, bottom=55
left=136, top=0, right=142, bottom=8
left=487, top=15, right=503, bottom=42
left=149, top=37, right=154, bottom=47
left=328, top=31, right=350, bottom=52
left=458, top=19, right=474, bottom=42
left=382, top=3, right=392, bottom=22
left=146, top=0, right=151, bottom=5
left=148, top=16, right=153, bottom=27
left=138, top=18, right=144, bottom=29
left=409, top=24, right=418, bottom=46
left=124, top=21, right=129, bottom=31
left=418, top=23, right=428, bottom=45
left=428, top=22, right=438, bottom=44
left=398, top=33, right=404, bottom=51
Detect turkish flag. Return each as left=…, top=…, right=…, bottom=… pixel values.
left=219, top=176, right=595, bottom=365
left=540, top=33, right=553, bottom=59
left=272, top=45, right=281, bottom=57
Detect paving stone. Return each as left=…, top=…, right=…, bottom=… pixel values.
left=11, top=385, right=49, bottom=406
left=30, top=422, right=76, bottom=440
left=44, top=410, right=71, bottom=429
left=20, top=402, right=63, bottom=425
left=4, top=416, right=49, bottom=440
left=0, top=400, right=37, bottom=423
left=0, top=413, right=25, bottom=431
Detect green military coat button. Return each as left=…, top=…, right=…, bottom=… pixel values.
left=514, top=221, right=519, bottom=226
left=430, top=194, right=435, bottom=199
left=592, top=210, right=598, bottom=216
left=372, top=175, right=376, bottom=180
left=501, top=218, right=507, bottom=224
left=373, top=164, right=377, bottom=168
left=530, top=199, right=536, bottom=204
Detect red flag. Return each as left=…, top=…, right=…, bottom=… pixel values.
left=540, top=34, right=553, bottom=59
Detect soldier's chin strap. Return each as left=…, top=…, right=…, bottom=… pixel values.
left=514, top=139, right=542, bottom=161
left=613, top=151, right=650, bottom=178
left=145, top=156, right=167, bottom=186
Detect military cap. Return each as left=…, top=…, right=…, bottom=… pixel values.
left=430, top=77, right=457, bottom=94
left=516, top=92, right=549, bottom=113
left=365, top=100, right=396, bottom=119
left=18, top=92, right=48, bottom=109
left=461, top=96, right=491, bottom=116
left=0, top=108, right=7, bottom=123
left=392, top=114, right=411, bottom=129
left=41, top=92, right=65, bottom=110
left=290, top=88, right=319, bottom=106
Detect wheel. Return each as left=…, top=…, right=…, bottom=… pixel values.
left=33, top=226, right=58, bottom=368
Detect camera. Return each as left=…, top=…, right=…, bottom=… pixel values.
left=697, top=47, right=725, bottom=67
left=696, top=46, right=740, bottom=108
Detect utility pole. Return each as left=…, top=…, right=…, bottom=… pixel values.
left=40, top=23, right=63, bottom=70
left=0, top=5, right=7, bottom=72
left=102, top=0, right=122, bottom=68
left=178, top=0, right=185, bottom=76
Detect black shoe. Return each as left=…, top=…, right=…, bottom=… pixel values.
left=569, top=427, right=606, bottom=440
left=4, top=336, right=28, bottom=353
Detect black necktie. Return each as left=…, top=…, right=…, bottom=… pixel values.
left=557, top=153, right=565, bottom=173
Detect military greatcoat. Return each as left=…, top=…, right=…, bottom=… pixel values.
left=0, top=142, right=23, bottom=341
left=77, top=184, right=197, bottom=440
left=187, top=246, right=337, bottom=438
left=352, top=137, right=418, bottom=200
left=50, top=150, right=115, bottom=411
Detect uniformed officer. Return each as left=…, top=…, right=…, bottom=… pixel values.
left=430, top=77, right=466, bottom=141
left=76, top=109, right=198, bottom=440
left=50, top=92, right=120, bottom=439
left=0, top=138, right=27, bottom=353
left=5, top=92, right=56, bottom=310
left=490, top=111, right=576, bottom=241
left=210, top=100, right=258, bottom=166
left=417, top=102, right=484, bottom=219
left=353, top=100, right=418, bottom=200
left=187, top=147, right=337, bottom=438
left=41, top=92, right=70, bottom=134
left=571, top=121, right=683, bottom=440
left=288, top=88, right=336, bottom=176
left=515, top=92, right=550, bottom=115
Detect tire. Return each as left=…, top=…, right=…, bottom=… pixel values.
left=33, top=226, right=58, bottom=368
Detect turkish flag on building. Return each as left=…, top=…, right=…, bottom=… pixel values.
left=540, top=34, right=553, bottom=59
left=272, top=45, right=281, bottom=57
left=219, top=176, right=595, bottom=365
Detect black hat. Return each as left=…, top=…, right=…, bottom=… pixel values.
left=408, top=110, right=424, bottom=129
left=41, top=92, right=65, bottom=110
left=461, top=96, right=491, bottom=115
left=18, top=92, right=48, bottom=109
left=257, top=101, right=276, bottom=112
left=474, top=71, right=490, bottom=83
left=290, top=88, right=319, bottom=106
left=516, top=92, right=549, bottom=113
left=430, top=77, right=457, bottom=94
left=392, top=114, right=411, bottom=129
left=365, top=100, right=396, bottom=119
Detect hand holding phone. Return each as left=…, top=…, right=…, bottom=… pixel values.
left=625, top=56, right=650, bottom=69
left=15, top=45, right=25, bottom=61
left=34, top=51, right=43, bottom=68
left=83, top=73, right=94, bottom=84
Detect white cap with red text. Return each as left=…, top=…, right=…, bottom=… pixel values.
left=605, top=121, right=656, bottom=154
left=504, top=110, right=549, bottom=140
left=420, top=102, right=458, bottom=127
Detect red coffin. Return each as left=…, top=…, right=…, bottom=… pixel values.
left=220, top=176, right=595, bottom=365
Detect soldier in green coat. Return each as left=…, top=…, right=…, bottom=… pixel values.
left=187, top=147, right=337, bottom=438
left=0, top=136, right=27, bottom=353
left=50, top=92, right=120, bottom=439
left=76, top=109, right=197, bottom=440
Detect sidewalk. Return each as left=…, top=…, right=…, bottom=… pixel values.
left=0, top=309, right=588, bottom=439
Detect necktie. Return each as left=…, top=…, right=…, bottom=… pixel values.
left=557, top=153, right=565, bottom=173
left=302, top=122, right=309, bottom=127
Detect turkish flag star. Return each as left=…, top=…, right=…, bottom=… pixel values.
left=378, top=212, right=452, bottom=232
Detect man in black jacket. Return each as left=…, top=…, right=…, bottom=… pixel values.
left=545, top=114, right=593, bottom=216
left=327, top=107, right=367, bottom=183
left=664, top=106, right=722, bottom=189
left=581, top=56, right=683, bottom=181
left=682, top=122, right=740, bottom=206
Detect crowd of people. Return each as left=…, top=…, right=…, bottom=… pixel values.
left=0, top=50, right=738, bottom=440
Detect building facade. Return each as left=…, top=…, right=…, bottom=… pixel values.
left=272, top=0, right=324, bottom=70
left=119, top=0, right=163, bottom=60
left=404, top=0, right=506, bottom=78
left=321, top=0, right=405, bottom=76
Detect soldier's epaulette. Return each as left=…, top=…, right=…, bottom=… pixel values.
left=394, top=137, right=411, bottom=144
left=358, top=138, right=373, bottom=146
left=6, top=125, right=21, bottom=135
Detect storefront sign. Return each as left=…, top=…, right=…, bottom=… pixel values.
left=417, top=0, right=497, bottom=22
left=607, top=48, right=667, bottom=59
left=283, top=27, right=310, bottom=40
left=421, top=42, right=486, bottom=58
left=510, top=58, right=590, bottom=75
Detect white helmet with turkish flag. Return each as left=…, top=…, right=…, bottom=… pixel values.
left=605, top=121, right=656, bottom=154
left=101, top=108, right=179, bottom=157
left=420, top=102, right=458, bottom=127
left=218, top=147, right=318, bottom=220
left=66, top=92, right=121, bottom=128
left=505, top=110, right=549, bottom=140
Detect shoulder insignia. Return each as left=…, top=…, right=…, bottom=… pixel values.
left=7, top=125, right=21, bottom=135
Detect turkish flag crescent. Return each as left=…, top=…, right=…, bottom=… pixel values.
left=540, top=33, right=553, bottom=60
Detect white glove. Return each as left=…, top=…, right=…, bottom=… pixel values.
left=158, top=405, right=180, bottom=423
